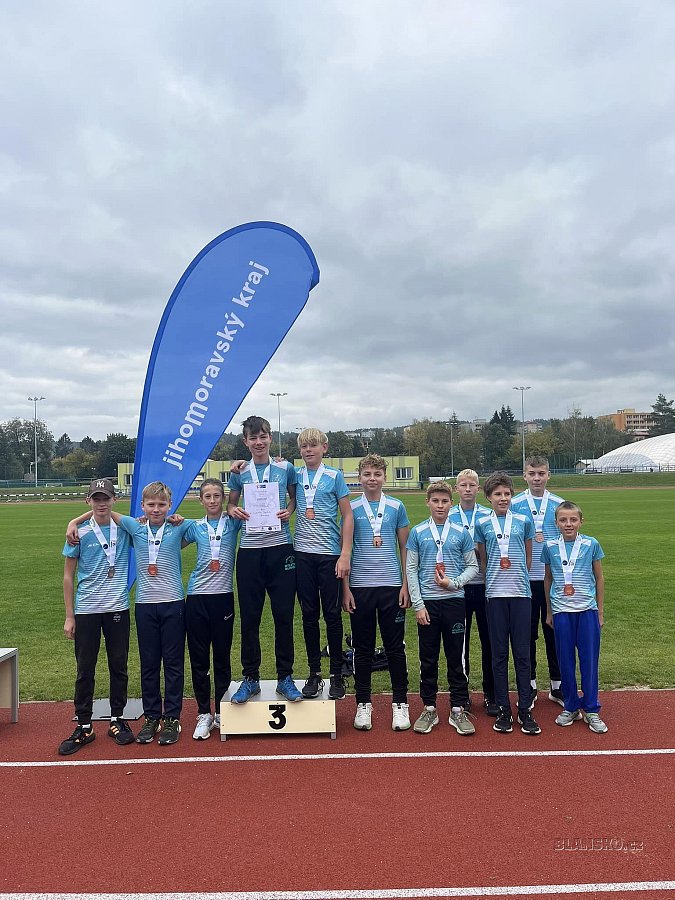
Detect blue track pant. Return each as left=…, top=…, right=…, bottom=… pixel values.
left=552, top=609, right=601, bottom=713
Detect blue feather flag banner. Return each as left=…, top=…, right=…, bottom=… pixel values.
left=130, top=221, right=319, bottom=515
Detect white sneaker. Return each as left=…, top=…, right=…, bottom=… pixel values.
left=392, top=702, right=411, bottom=731
left=354, top=702, right=373, bottom=730
left=192, top=712, right=214, bottom=740
left=214, top=713, right=220, bottom=729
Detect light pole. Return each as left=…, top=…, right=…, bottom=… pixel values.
left=448, top=415, right=459, bottom=477
left=512, top=386, right=531, bottom=471
left=270, top=392, right=287, bottom=458
left=28, top=396, right=46, bottom=487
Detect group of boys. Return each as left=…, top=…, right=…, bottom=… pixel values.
left=59, top=421, right=607, bottom=755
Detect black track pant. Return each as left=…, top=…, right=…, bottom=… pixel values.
left=296, top=551, right=343, bottom=675
left=351, top=586, right=408, bottom=704
left=135, top=600, right=186, bottom=720
left=418, top=596, right=469, bottom=708
left=236, top=544, right=296, bottom=680
left=486, top=595, right=531, bottom=712
left=186, top=592, right=234, bottom=714
left=74, top=610, right=130, bottom=724
left=463, top=582, right=495, bottom=700
left=530, top=580, right=561, bottom=683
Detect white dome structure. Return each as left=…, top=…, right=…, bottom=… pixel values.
left=591, top=433, right=675, bottom=471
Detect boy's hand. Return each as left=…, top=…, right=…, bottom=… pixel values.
left=167, top=513, right=184, bottom=525
left=415, top=607, right=430, bottom=625
left=598, top=611, right=604, bottom=628
left=399, top=585, right=410, bottom=609
left=137, top=515, right=148, bottom=525
left=64, top=616, right=76, bottom=640
left=229, top=460, right=247, bottom=474
left=335, top=553, right=350, bottom=579
left=66, top=521, right=80, bottom=546
left=342, top=589, right=356, bottom=614
left=545, top=612, right=553, bottom=628
left=229, top=506, right=249, bottom=520
left=277, top=508, right=292, bottom=521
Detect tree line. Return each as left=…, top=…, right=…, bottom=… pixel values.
left=2, top=393, right=673, bottom=482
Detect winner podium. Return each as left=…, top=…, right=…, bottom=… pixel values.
left=220, top=680, right=336, bottom=741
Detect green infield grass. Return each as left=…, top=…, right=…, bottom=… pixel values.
left=1, top=485, right=673, bottom=702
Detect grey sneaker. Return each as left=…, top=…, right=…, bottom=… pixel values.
left=556, top=709, right=582, bottom=727
left=583, top=712, right=608, bottom=734
left=413, top=706, right=439, bottom=734
left=449, top=707, right=476, bottom=735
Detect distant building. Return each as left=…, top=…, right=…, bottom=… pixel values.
left=117, top=459, right=233, bottom=493
left=597, top=408, right=655, bottom=439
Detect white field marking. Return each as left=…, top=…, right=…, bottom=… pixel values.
left=2, top=881, right=675, bottom=898
left=1, top=747, right=674, bottom=769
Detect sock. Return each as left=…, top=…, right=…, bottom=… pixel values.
left=451, top=706, right=462, bottom=713
left=551, top=680, right=561, bottom=690
left=80, top=723, right=92, bottom=731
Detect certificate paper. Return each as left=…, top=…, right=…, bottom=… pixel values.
left=243, top=482, right=282, bottom=533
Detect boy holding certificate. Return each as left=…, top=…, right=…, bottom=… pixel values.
left=542, top=501, right=607, bottom=733
left=474, top=472, right=540, bottom=735
left=294, top=428, right=353, bottom=701
left=511, top=456, right=564, bottom=708
left=343, top=454, right=411, bottom=732
left=227, top=415, right=302, bottom=703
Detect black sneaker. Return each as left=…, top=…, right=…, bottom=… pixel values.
left=493, top=706, right=513, bottom=733
left=548, top=688, right=564, bottom=707
left=58, top=725, right=95, bottom=756
left=108, top=718, right=135, bottom=746
left=301, top=674, right=324, bottom=699
left=136, top=717, right=161, bottom=744
left=529, top=686, right=538, bottom=709
left=518, top=710, right=542, bottom=735
left=484, top=696, right=500, bottom=717
left=158, top=717, right=181, bottom=745
left=328, top=674, right=346, bottom=700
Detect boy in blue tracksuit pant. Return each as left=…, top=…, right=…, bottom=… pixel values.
left=542, top=501, right=607, bottom=734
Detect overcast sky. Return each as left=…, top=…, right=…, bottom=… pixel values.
left=2, top=1, right=674, bottom=441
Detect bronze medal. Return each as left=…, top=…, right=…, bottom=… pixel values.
left=148, top=563, right=158, bottom=576
left=209, top=559, right=221, bottom=572
left=107, top=566, right=115, bottom=579
left=535, top=532, right=544, bottom=543
left=563, top=584, right=575, bottom=596
left=306, top=508, right=315, bottom=520
left=435, top=562, right=445, bottom=578
left=500, top=557, right=511, bottom=570
left=373, top=535, right=382, bottom=547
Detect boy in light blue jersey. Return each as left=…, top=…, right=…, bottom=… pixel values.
left=294, top=428, right=353, bottom=701
left=68, top=480, right=194, bottom=746
left=183, top=478, right=241, bottom=740
left=227, top=415, right=301, bottom=703
left=343, top=454, right=411, bottom=732
left=542, top=501, right=607, bottom=734
left=59, top=478, right=134, bottom=755
left=406, top=481, right=479, bottom=736
left=511, top=456, right=564, bottom=708
left=450, top=469, right=497, bottom=716
left=474, top=472, right=541, bottom=736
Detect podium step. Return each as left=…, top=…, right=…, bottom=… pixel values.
left=220, top=679, right=336, bottom=741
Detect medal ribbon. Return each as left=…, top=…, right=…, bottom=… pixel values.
left=302, top=463, right=325, bottom=510
left=360, top=494, right=387, bottom=538
left=558, top=535, right=582, bottom=586
left=428, top=518, right=452, bottom=564
left=89, top=518, right=117, bottom=569
left=491, top=511, right=512, bottom=560
left=203, top=515, right=226, bottom=561
left=458, top=505, right=477, bottom=539
left=248, top=461, right=271, bottom=483
left=526, top=489, right=549, bottom=533
left=146, top=522, right=166, bottom=566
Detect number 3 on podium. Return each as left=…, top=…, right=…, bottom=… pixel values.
left=268, top=703, right=287, bottom=730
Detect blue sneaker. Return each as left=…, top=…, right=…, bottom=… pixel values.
left=276, top=676, right=303, bottom=702
left=231, top=677, right=261, bottom=704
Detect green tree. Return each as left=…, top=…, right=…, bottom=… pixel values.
left=51, top=450, right=98, bottom=480
left=54, top=433, right=74, bottom=458
left=0, top=428, right=22, bottom=479
left=80, top=436, right=99, bottom=454
left=0, top=418, right=54, bottom=475
left=325, top=431, right=361, bottom=457
left=499, top=405, right=518, bottom=435
left=370, top=428, right=405, bottom=456
left=650, top=394, right=675, bottom=436
left=96, top=433, right=136, bottom=478
left=404, top=419, right=454, bottom=479
left=481, top=423, right=513, bottom=470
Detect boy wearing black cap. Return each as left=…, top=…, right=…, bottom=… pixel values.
left=59, top=478, right=135, bottom=755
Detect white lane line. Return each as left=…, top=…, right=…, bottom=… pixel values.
left=2, top=880, right=675, bottom=898
left=1, top=747, right=674, bottom=768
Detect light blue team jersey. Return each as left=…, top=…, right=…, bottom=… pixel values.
left=474, top=512, right=535, bottom=599
left=348, top=494, right=409, bottom=589
left=407, top=518, right=476, bottom=600
left=118, top=516, right=193, bottom=604
left=294, top=465, right=350, bottom=556
left=511, top=489, right=564, bottom=580
left=541, top=534, right=604, bottom=614
left=62, top=521, right=131, bottom=614
left=184, top=516, right=241, bottom=595
left=228, top=460, right=297, bottom=549
left=448, top=502, right=492, bottom=585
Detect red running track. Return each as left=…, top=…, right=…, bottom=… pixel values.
left=0, top=690, right=674, bottom=898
